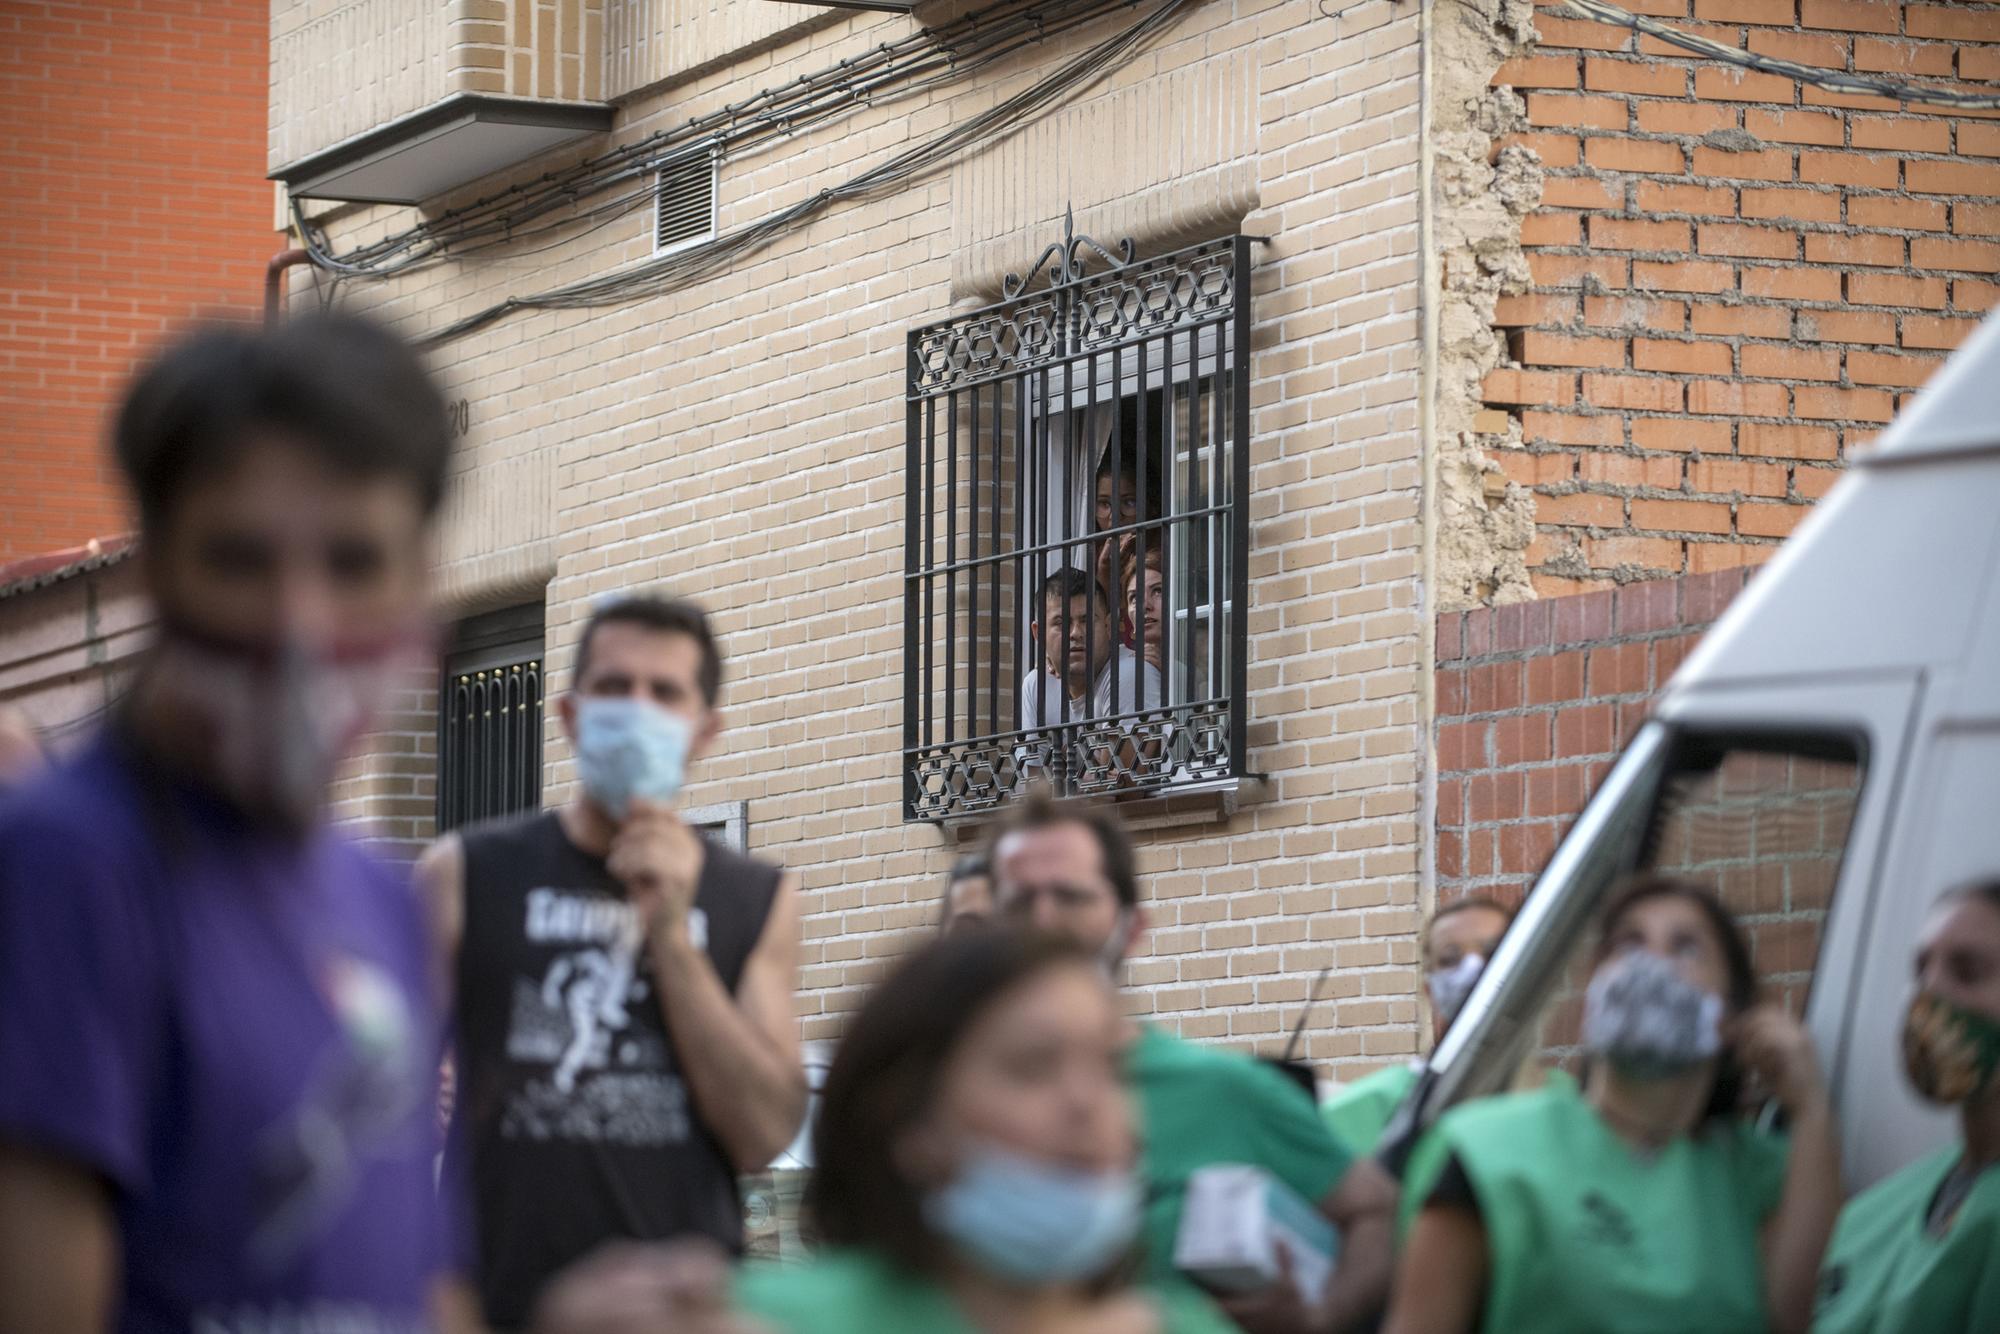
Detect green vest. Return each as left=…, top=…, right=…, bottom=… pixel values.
left=1127, top=1024, right=1352, bottom=1287
left=734, top=1247, right=1235, bottom=1334
left=1413, top=1082, right=1790, bottom=1333
left=1814, top=1146, right=2000, bottom=1334
left=1320, top=1062, right=1418, bottom=1158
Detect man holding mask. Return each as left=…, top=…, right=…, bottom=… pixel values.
left=419, top=594, right=805, bottom=1330
left=0, top=316, right=461, bottom=1331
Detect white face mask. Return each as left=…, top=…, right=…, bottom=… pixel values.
left=145, top=625, right=417, bottom=829
left=1426, top=953, right=1486, bottom=1029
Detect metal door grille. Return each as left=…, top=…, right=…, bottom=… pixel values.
left=902, top=221, right=1252, bottom=822
left=438, top=606, right=545, bottom=832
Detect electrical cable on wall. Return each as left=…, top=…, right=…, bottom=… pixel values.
left=388, top=0, right=1200, bottom=347
left=293, top=0, right=1163, bottom=284
left=1559, top=0, right=2000, bottom=110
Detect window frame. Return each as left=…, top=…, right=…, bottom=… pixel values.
left=901, top=227, right=1254, bottom=823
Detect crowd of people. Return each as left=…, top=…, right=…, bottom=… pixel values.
left=0, top=316, right=1996, bottom=1333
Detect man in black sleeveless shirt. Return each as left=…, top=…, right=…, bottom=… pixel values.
left=418, top=595, right=805, bottom=1329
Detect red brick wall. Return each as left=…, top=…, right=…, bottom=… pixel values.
left=0, top=1, right=273, bottom=560
left=1485, top=0, right=2000, bottom=594
left=1435, top=568, right=1863, bottom=1024
left=1434, top=568, right=1754, bottom=906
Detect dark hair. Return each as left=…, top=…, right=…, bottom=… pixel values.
left=949, top=852, right=990, bottom=886
left=574, top=594, right=722, bottom=705
left=989, top=796, right=1139, bottom=909
left=114, top=314, right=452, bottom=534
left=1426, top=895, right=1515, bottom=949
left=807, top=929, right=1100, bottom=1271
left=1594, top=875, right=1759, bottom=1121
left=1039, top=566, right=1112, bottom=612
left=1939, top=879, right=2000, bottom=915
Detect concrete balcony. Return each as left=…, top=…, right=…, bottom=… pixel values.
left=270, top=0, right=614, bottom=204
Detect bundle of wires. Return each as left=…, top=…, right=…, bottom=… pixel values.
left=292, top=0, right=1198, bottom=346
left=400, top=0, right=1195, bottom=345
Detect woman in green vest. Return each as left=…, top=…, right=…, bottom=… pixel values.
left=1382, top=876, right=1842, bottom=1334
left=1814, top=878, right=2000, bottom=1333
left=733, top=928, right=1231, bottom=1334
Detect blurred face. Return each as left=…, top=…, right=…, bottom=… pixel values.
left=1424, top=904, right=1509, bottom=1043
left=145, top=436, right=429, bottom=650
left=1036, top=593, right=1114, bottom=694
left=943, top=875, right=994, bottom=935
left=1598, top=894, right=1732, bottom=1006
left=915, top=962, right=1134, bottom=1178
left=1426, top=905, right=1508, bottom=976
left=1914, top=898, right=2000, bottom=1024
left=993, top=823, right=1128, bottom=961
left=1095, top=471, right=1141, bottom=535
left=559, top=622, right=718, bottom=757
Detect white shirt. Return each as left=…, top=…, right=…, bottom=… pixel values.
left=1018, top=649, right=1162, bottom=732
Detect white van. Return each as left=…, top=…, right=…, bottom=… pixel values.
left=1396, top=312, right=2000, bottom=1194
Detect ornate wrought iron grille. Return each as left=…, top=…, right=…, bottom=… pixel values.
left=903, top=223, right=1252, bottom=821
left=438, top=604, right=545, bottom=832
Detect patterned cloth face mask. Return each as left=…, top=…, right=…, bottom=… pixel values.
left=1903, top=990, right=2000, bottom=1104
left=1583, top=948, right=1725, bottom=1081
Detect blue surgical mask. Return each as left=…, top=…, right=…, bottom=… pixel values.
left=925, top=1140, right=1142, bottom=1284
left=574, top=696, right=694, bottom=821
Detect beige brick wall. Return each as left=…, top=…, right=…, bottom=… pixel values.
left=282, top=0, right=1428, bottom=1079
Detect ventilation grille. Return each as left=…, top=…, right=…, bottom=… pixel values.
left=655, top=152, right=716, bottom=254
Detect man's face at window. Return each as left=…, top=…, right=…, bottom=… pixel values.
left=1094, top=469, right=1141, bottom=535
left=1038, top=592, right=1114, bottom=694
left=993, top=823, right=1127, bottom=961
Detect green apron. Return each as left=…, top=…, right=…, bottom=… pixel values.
left=1412, top=1082, right=1790, bottom=1333
left=1126, top=1024, right=1351, bottom=1287
left=735, top=1246, right=1235, bottom=1334
left=1321, top=1063, right=1418, bottom=1158
left=1814, top=1146, right=2000, bottom=1334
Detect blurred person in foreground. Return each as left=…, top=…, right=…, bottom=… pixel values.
left=420, top=593, right=804, bottom=1328
left=0, top=316, right=466, bottom=1331
left=0, top=702, right=48, bottom=792
left=941, top=852, right=995, bottom=934
left=988, top=800, right=1399, bottom=1333
left=1814, top=878, right=2000, bottom=1333
left=1321, top=897, right=1514, bottom=1159
left=1383, top=876, right=1841, bottom=1334
left=537, top=928, right=1231, bottom=1334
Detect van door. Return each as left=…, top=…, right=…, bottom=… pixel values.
left=1410, top=676, right=1921, bottom=1171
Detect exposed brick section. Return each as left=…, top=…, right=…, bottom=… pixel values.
left=1483, top=0, right=2000, bottom=594
left=0, top=2, right=272, bottom=559
left=1435, top=570, right=1848, bottom=1013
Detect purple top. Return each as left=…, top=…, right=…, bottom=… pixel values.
left=0, top=729, right=449, bottom=1333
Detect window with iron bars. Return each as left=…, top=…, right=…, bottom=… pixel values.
left=903, top=224, right=1252, bottom=822
left=438, top=603, right=545, bottom=832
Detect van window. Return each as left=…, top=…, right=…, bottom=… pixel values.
left=1519, top=735, right=1864, bottom=1084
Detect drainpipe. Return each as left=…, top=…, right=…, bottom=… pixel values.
left=265, top=249, right=312, bottom=326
